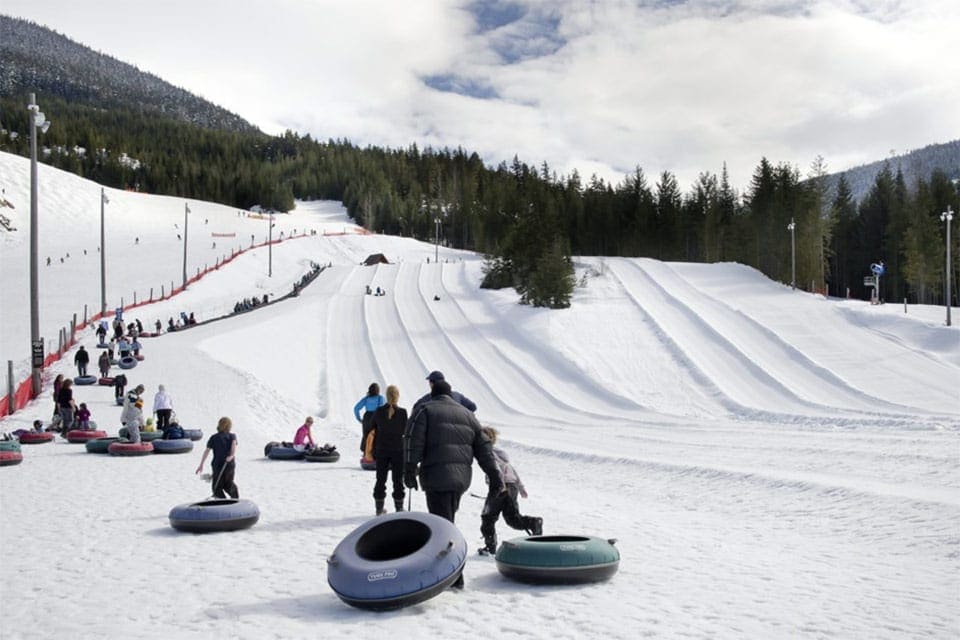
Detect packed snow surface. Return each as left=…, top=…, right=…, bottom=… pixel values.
left=1, top=152, right=958, bottom=639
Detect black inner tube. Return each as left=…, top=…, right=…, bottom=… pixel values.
left=527, top=535, right=591, bottom=543
left=356, top=519, right=432, bottom=561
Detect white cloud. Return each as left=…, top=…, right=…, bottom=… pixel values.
left=4, top=0, right=957, bottom=191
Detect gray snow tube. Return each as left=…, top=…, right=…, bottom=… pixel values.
left=169, top=499, right=260, bottom=533
left=327, top=511, right=467, bottom=610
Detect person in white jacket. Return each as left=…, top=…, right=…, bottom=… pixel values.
left=153, top=384, right=174, bottom=432
left=120, top=385, right=145, bottom=443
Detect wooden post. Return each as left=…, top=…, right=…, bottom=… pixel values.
left=134, top=291, right=137, bottom=305
left=6, top=360, right=13, bottom=415
left=83, top=304, right=88, bottom=324
left=150, top=287, right=153, bottom=301
left=904, top=297, right=908, bottom=314
left=70, top=315, right=76, bottom=344
left=161, top=284, right=165, bottom=298
left=58, top=328, right=64, bottom=357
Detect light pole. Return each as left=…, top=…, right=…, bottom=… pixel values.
left=268, top=212, right=273, bottom=277
left=100, top=188, right=109, bottom=316
left=28, top=93, right=50, bottom=397
left=787, top=218, right=796, bottom=290
left=434, top=217, right=440, bottom=263
left=182, top=203, right=190, bottom=288
left=942, top=205, right=954, bottom=326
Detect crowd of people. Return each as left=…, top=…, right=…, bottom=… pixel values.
left=232, top=295, right=269, bottom=313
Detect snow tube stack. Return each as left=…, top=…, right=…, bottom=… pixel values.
left=305, top=445, right=340, bottom=463
left=0, top=440, right=22, bottom=452
left=0, top=450, right=24, bottom=466
left=152, top=438, right=194, bottom=454
left=495, top=535, right=620, bottom=584
left=66, top=428, right=107, bottom=443
left=327, top=512, right=467, bottom=610
left=265, top=442, right=305, bottom=460
left=118, top=428, right=163, bottom=442
left=85, top=437, right=122, bottom=454
left=17, top=432, right=54, bottom=445
left=169, top=499, right=260, bottom=533
left=108, top=441, right=154, bottom=456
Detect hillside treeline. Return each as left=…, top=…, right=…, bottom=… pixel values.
left=1, top=95, right=957, bottom=307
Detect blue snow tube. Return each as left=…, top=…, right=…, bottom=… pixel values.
left=152, top=438, right=194, bottom=454
left=495, top=535, right=620, bottom=584
left=168, top=499, right=260, bottom=533
left=266, top=444, right=305, bottom=460
left=327, top=511, right=467, bottom=610
left=118, top=355, right=137, bottom=370
left=183, top=428, right=203, bottom=441
left=74, top=375, right=97, bottom=385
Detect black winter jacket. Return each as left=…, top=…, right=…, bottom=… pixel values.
left=371, top=405, right=407, bottom=458
left=405, top=395, right=502, bottom=494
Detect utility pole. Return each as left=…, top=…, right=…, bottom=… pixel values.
left=28, top=93, right=50, bottom=397
left=434, top=217, right=440, bottom=263
left=942, top=205, right=954, bottom=326
left=787, top=218, right=796, bottom=290
left=100, top=188, right=109, bottom=316
left=182, top=203, right=190, bottom=288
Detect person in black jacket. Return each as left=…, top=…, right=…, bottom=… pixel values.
left=405, top=380, right=503, bottom=589
left=371, top=384, right=408, bottom=515
left=74, top=346, right=90, bottom=377
left=409, top=370, right=476, bottom=417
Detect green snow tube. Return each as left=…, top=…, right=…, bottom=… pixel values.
left=85, top=437, right=122, bottom=454
left=495, top=535, right=620, bottom=584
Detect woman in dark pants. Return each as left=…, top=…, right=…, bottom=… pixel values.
left=370, top=385, right=408, bottom=514
left=196, top=416, right=239, bottom=499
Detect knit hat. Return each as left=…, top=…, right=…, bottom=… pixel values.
left=426, top=370, right=445, bottom=383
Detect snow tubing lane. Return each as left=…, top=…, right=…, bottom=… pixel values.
left=360, top=457, right=377, bottom=470
left=108, top=441, right=154, bottom=456
left=267, top=445, right=305, bottom=460
left=305, top=450, right=341, bottom=463
left=74, top=375, right=97, bottom=385
left=495, top=535, right=620, bottom=584
left=66, top=429, right=107, bottom=443
left=118, top=356, right=137, bottom=369
left=85, top=437, right=122, bottom=453
left=183, top=429, right=203, bottom=441
left=327, top=512, right=467, bottom=610
left=118, top=428, right=164, bottom=442
left=17, top=432, right=54, bottom=444
left=152, top=438, right=194, bottom=454
left=169, top=499, right=260, bottom=533
left=98, top=377, right=114, bottom=386
left=0, top=451, right=24, bottom=466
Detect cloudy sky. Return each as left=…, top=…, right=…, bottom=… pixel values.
left=4, top=0, right=958, bottom=190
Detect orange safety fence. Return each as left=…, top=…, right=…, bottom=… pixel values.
left=2, top=231, right=319, bottom=419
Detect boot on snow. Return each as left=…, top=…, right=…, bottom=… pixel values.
left=394, top=500, right=404, bottom=512
left=478, top=534, right=498, bottom=556
left=375, top=499, right=386, bottom=515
